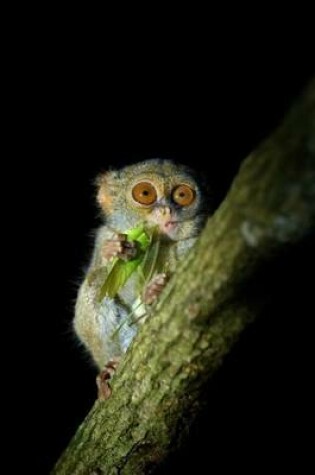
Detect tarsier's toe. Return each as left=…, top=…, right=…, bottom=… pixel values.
left=96, top=359, right=120, bottom=400
left=143, top=273, right=168, bottom=305
left=96, top=374, right=112, bottom=400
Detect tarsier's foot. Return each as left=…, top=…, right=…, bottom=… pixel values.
left=102, top=234, right=137, bottom=261
left=96, top=358, right=120, bottom=400
left=143, top=273, right=168, bottom=305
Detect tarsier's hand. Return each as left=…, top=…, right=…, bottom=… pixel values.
left=143, top=273, right=168, bottom=305
left=102, top=234, right=138, bottom=261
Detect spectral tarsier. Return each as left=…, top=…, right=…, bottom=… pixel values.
left=74, top=159, right=210, bottom=399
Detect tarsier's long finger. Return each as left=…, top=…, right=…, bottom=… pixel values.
left=116, top=234, right=127, bottom=242
left=118, top=245, right=138, bottom=260
left=103, top=234, right=138, bottom=261
left=102, top=240, right=124, bottom=259
left=122, top=241, right=137, bottom=249
left=96, top=375, right=112, bottom=400
left=106, top=240, right=124, bottom=248
left=150, top=283, right=165, bottom=292
left=97, top=358, right=120, bottom=400
left=143, top=273, right=168, bottom=304
left=145, top=285, right=165, bottom=301
left=153, top=273, right=167, bottom=284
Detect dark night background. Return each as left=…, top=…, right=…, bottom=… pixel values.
left=13, top=42, right=314, bottom=473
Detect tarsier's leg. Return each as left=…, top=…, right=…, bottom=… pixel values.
left=96, top=274, right=169, bottom=400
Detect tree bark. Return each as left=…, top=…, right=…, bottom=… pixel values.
left=53, top=79, right=315, bottom=475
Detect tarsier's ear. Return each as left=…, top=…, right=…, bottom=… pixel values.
left=96, top=172, right=114, bottom=214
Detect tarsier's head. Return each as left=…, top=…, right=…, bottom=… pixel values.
left=97, top=159, right=210, bottom=241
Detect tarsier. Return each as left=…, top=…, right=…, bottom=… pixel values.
left=74, top=159, right=210, bottom=398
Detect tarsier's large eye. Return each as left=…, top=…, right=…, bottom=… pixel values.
left=172, top=184, right=196, bottom=206
left=132, top=182, right=157, bottom=205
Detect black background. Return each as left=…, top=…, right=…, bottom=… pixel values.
left=13, top=47, right=314, bottom=473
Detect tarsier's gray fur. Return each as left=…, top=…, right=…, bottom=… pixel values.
left=74, top=159, right=210, bottom=369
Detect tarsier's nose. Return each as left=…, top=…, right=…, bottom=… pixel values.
left=152, top=206, right=172, bottom=224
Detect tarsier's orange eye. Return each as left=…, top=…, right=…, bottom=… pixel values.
left=132, top=182, right=157, bottom=205
left=172, top=184, right=196, bottom=206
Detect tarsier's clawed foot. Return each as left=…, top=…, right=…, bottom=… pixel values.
left=143, top=273, right=168, bottom=305
left=102, top=234, right=137, bottom=261
left=96, top=358, right=120, bottom=400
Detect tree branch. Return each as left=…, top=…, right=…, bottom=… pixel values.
left=53, top=79, right=315, bottom=475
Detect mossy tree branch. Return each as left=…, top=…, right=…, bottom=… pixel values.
left=53, top=79, right=315, bottom=475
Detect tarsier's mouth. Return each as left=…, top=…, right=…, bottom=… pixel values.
left=164, top=220, right=177, bottom=229
left=159, top=220, right=178, bottom=235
